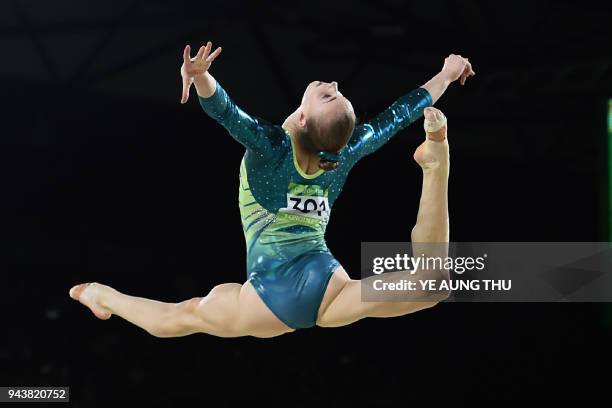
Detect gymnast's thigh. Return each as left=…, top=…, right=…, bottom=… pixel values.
left=237, top=281, right=296, bottom=337
left=316, top=265, right=352, bottom=323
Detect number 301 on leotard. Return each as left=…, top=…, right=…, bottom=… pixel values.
left=281, top=194, right=330, bottom=220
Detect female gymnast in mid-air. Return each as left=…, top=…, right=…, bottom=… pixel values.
left=69, top=41, right=475, bottom=338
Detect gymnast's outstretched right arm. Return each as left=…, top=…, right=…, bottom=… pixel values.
left=180, top=42, right=283, bottom=159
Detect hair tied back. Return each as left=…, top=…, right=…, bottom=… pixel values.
left=318, top=151, right=340, bottom=163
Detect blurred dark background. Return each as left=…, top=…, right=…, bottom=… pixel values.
left=2, top=0, right=612, bottom=406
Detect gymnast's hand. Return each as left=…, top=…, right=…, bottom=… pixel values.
left=441, top=54, right=475, bottom=86
left=180, top=41, right=222, bottom=104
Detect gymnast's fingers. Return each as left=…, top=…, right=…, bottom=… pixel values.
left=195, top=45, right=206, bottom=60
left=183, top=45, right=191, bottom=64
left=466, top=59, right=476, bottom=76
left=202, top=41, right=212, bottom=60
left=461, top=60, right=473, bottom=85
left=206, top=46, right=222, bottom=63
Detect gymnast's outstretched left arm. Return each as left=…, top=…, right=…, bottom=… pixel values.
left=345, top=54, right=475, bottom=163
left=421, top=54, right=475, bottom=104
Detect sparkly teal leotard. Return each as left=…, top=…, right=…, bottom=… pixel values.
left=198, top=80, right=431, bottom=329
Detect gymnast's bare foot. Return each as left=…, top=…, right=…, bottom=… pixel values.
left=69, top=283, right=112, bottom=320
left=413, top=107, right=449, bottom=171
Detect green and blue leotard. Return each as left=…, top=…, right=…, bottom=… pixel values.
left=198, top=80, right=432, bottom=329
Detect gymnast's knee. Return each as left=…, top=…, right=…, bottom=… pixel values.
left=196, top=284, right=245, bottom=335
left=145, top=298, right=202, bottom=338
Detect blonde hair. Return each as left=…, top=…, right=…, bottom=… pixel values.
left=306, top=110, right=356, bottom=171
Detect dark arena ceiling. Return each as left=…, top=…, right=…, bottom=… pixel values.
left=1, top=0, right=610, bottom=112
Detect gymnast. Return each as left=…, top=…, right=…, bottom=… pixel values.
left=69, top=41, right=475, bottom=338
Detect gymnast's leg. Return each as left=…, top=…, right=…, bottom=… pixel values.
left=69, top=281, right=294, bottom=338
left=317, top=107, right=451, bottom=327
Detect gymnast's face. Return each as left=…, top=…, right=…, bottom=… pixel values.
left=300, top=80, right=356, bottom=135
